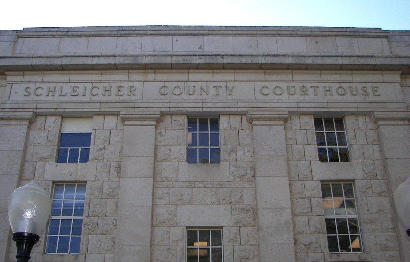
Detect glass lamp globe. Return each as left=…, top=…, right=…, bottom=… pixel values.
left=8, top=181, right=51, bottom=236
left=393, top=177, right=410, bottom=234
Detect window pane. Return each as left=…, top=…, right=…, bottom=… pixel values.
left=49, top=219, right=60, bottom=235
left=210, top=133, right=219, bottom=146
left=187, top=148, right=197, bottom=163
left=211, top=230, right=222, bottom=246
left=60, top=219, right=72, bottom=235
left=327, top=236, right=339, bottom=252
left=68, top=148, right=79, bottom=163
left=316, top=132, right=326, bottom=146
left=350, top=235, right=361, bottom=252
left=336, top=218, right=349, bottom=234
left=199, top=230, right=210, bottom=246
left=332, top=184, right=343, bottom=197
left=325, top=218, right=337, bottom=234
left=79, top=148, right=90, bottom=163
left=188, top=118, right=197, bottom=132
left=348, top=218, right=359, bottom=234
left=321, top=184, right=331, bottom=198
left=60, top=133, right=91, bottom=147
left=74, top=201, right=85, bottom=216
left=323, top=199, right=334, bottom=215
left=343, top=184, right=354, bottom=198
left=62, top=200, right=74, bottom=216
left=326, top=132, right=337, bottom=146
left=199, top=119, right=208, bottom=131
left=76, top=184, right=86, bottom=200
left=334, top=118, right=344, bottom=131
left=51, top=200, right=62, bottom=216
left=70, top=236, right=81, bottom=253
left=328, top=147, right=339, bottom=162
left=57, top=236, right=70, bottom=253
left=209, top=119, right=219, bottom=131
left=199, top=248, right=210, bottom=262
left=324, top=118, right=335, bottom=131
left=46, top=236, right=58, bottom=253
left=64, top=184, right=76, bottom=199
left=57, top=148, right=68, bottom=163
left=314, top=118, right=323, bottom=131
left=199, top=149, right=209, bottom=163
left=318, top=148, right=328, bottom=162
left=188, top=132, right=197, bottom=146
left=345, top=199, right=356, bottom=215
left=187, top=230, right=197, bottom=246
left=212, top=248, right=223, bottom=262
left=337, top=133, right=347, bottom=146
left=334, top=197, right=346, bottom=215
left=187, top=248, right=198, bottom=262
left=210, top=149, right=220, bottom=164
left=339, top=148, right=349, bottom=162
left=199, top=133, right=209, bottom=146
left=54, top=184, right=64, bottom=199
left=71, top=219, right=83, bottom=235
left=338, top=235, right=351, bottom=252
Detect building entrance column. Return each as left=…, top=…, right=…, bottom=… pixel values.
left=250, top=113, right=296, bottom=262
left=116, top=112, right=160, bottom=262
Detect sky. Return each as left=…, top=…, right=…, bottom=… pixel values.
left=1, top=0, right=409, bottom=30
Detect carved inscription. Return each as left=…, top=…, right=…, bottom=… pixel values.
left=258, top=85, right=381, bottom=97
left=22, top=85, right=137, bottom=97
left=158, top=84, right=234, bottom=97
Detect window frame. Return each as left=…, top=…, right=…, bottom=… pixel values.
left=321, top=181, right=363, bottom=253
left=314, top=117, right=349, bottom=162
left=46, top=183, right=86, bottom=254
left=187, top=117, right=220, bottom=164
left=186, top=228, right=223, bottom=262
left=57, top=132, right=92, bottom=163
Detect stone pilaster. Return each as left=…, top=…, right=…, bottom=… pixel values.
left=0, top=111, right=33, bottom=262
left=250, top=113, right=296, bottom=262
left=375, top=112, right=410, bottom=262
left=116, top=112, right=160, bottom=262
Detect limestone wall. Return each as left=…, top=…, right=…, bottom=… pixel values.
left=286, top=115, right=400, bottom=262
left=6, top=115, right=123, bottom=262
left=152, top=115, right=258, bottom=262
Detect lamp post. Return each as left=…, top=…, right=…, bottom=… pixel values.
left=393, top=177, right=410, bottom=237
left=8, top=181, right=51, bottom=262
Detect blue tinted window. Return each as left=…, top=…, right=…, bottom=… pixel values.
left=60, top=133, right=91, bottom=147
left=187, top=118, right=219, bottom=164
left=58, top=133, right=91, bottom=163
left=79, top=148, right=90, bottom=163
left=47, top=184, right=86, bottom=254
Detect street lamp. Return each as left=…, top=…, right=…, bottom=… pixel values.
left=393, top=177, right=410, bottom=237
left=8, top=181, right=51, bottom=262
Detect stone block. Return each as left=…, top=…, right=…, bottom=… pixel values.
left=177, top=205, right=231, bottom=226
left=253, top=125, right=287, bottom=157
left=170, top=188, right=192, bottom=204
left=153, top=205, right=177, bottom=226
left=232, top=205, right=256, bottom=226
left=115, top=245, right=150, bottom=262
left=311, top=161, right=362, bottom=180
left=234, top=245, right=259, bottom=261
left=156, top=146, right=185, bottom=162
left=191, top=188, right=219, bottom=204
left=255, top=156, right=288, bottom=177
left=98, top=217, right=117, bottom=234
left=170, top=227, right=185, bottom=242
left=152, top=227, right=170, bottom=245
left=44, top=162, right=97, bottom=181
left=223, top=227, right=240, bottom=245
left=92, top=115, right=105, bottom=130
left=122, top=156, right=154, bottom=178
left=292, top=198, right=311, bottom=215
left=120, top=178, right=152, bottom=207
left=240, top=227, right=258, bottom=245
left=123, top=125, right=155, bottom=157
left=88, top=235, right=115, bottom=253
left=0, top=125, right=27, bottom=150
left=151, top=246, right=176, bottom=262
left=177, top=162, right=230, bottom=182
left=88, top=199, right=107, bottom=217
left=155, top=162, right=178, bottom=181
left=94, top=130, right=110, bottom=145
left=256, top=177, right=291, bottom=209
left=102, top=182, right=120, bottom=198
left=118, top=205, right=152, bottom=246
left=104, top=116, right=118, bottom=130
left=153, top=187, right=170, bottom=205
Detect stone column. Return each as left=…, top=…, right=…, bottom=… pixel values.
left=250, top=113, right=296, bottom=262
left=375, top=112, right=410, bottom=262
left=116, top=113, right=160, bottom=262
left=0, top=112, right=33, bottom=262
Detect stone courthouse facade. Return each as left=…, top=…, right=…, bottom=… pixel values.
left=0, top=26, right=409, bottom=262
